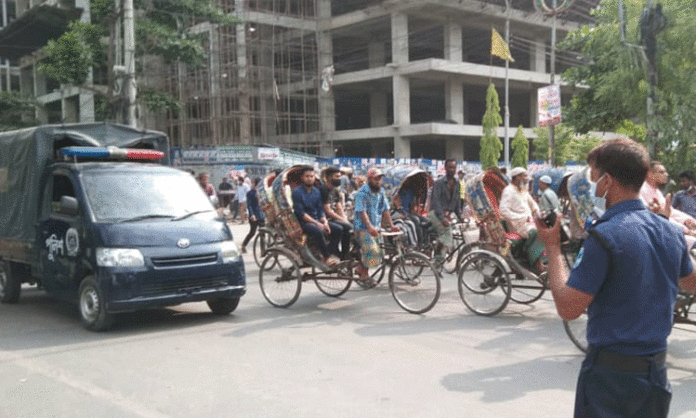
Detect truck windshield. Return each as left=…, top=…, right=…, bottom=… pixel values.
left=81, top=171, right=215, bottom=223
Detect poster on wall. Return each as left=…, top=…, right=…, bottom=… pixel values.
left=538, top=84, right=562, bottom=127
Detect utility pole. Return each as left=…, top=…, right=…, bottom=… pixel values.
left=124, top=0, right=137, bottom=127
left=548, top=0, right=557, bottom=167
left=503, top=0, right=511, bottom=170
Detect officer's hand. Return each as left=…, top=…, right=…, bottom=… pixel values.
left=534, top=213, right=562, bottom=248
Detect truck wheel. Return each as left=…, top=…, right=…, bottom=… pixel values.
left=78, top=276, right=114, bottom=331
left=0, top=260, right=21, bottom=304
left=206, top=297, right=240, bottom=315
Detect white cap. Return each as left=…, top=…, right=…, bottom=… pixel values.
left=539, top=175, right=553, bottom=184
left=509, top=167, right=527, bottom=178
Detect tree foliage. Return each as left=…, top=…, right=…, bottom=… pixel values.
left=480, top=83, right=503, bottom=169
left=533, top=124, right=602, bottom=165
left=0, top=92, right=37, bottom=131
left=511, top=125, right=529, bottom=169
left=560, top=0, right=696, bottom=174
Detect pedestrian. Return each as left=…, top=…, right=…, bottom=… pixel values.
left=537, top=174, right=561, bottom=215
left=672, top=171, right=696, bottom=219
left=218, top=177, right=233, bottom=211
left=197, top=172, right=217, bottom=206
left=236, top=176, right=249, bottom=223
left=428, top=159, right=462, bottom=263
left=241, top=177, right=265, bottom=254
left=353, top=167, right=398, bottom=281
left=536, top=137, right=696, bottom=418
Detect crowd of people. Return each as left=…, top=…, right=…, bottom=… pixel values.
left=190, top=138, right=696, bottom=417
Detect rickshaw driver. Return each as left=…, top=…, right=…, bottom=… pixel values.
left=499, top=167, right=546, bottom=272
left=354, top=168, right=399, bottom=281
left=292, top=166, right=342, bottom=267
left=429, top=159, right=463, bottom=263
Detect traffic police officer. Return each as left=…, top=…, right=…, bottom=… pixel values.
left=536, top=137, right=696, bottom=418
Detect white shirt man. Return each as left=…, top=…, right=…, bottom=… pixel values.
left=499, top=167, right=540, bottom=238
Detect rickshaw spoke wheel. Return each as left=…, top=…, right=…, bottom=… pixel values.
left=315, top=265, right=352, bottom=297
left=259, top=249, right=302, bottom=308
left=510, top=271, right=547, bottom=304
left=389, top=252, right=441, bottom=314
left=458, top=253, right=511, bottom=316
left=253, top=228, right=277, bottom=268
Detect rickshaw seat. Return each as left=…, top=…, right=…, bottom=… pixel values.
left=505, top=232, right=523, bottom=240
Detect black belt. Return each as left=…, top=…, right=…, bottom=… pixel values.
left=595, top=350, right=666, bottom=373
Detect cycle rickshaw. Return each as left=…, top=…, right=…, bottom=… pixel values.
left=457, top=167, right=585, bottom=316
left=387, top=166, right=478, bottom=275
left=257, top=165, right=441, bottom=314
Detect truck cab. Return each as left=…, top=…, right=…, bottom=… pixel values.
left=0, top=127, right=245, bottom=331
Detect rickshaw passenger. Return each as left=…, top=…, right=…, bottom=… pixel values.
left=320, top=166, right=352, bottom=260
left=292, top=166, right=342, bottom=266
left=429, top=159, right=462, bottom=262
left=354, top=168, right=398, bottom=281
left=538, top=175, right=561, bottom=215
left=499, top=167, right=545, bottom=272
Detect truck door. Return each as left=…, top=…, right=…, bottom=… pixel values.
left=38, top=173, right=84, bottom=296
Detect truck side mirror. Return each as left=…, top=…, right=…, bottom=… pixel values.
left=58, top=196, right=79, bottom=216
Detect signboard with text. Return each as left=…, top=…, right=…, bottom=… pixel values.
left=538, top=84, right=562, bottom=127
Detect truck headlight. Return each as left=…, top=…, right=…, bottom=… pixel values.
left=96, top=248, right=145, bottom=267
left=220, top=240, right=241, bottom=263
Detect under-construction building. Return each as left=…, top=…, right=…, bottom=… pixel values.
left=149, top=0, right=596, bottom=160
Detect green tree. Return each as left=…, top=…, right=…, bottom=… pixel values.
left=510, top=125, right=529, bottom=168
left=480, top=83, right=503, bottom=169
left=0, top=92, right=38, bottom=131
left=560, top=0, right=696, bottom=173
left=39, top=0, right=238, bottom=119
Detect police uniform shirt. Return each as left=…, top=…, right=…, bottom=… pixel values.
left=567, top=199, right=693, bottom=355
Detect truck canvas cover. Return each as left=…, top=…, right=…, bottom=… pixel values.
left=0, top=123, right=169, bottom=244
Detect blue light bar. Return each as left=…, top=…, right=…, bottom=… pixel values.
left=60, top=146, right=164, bottom=161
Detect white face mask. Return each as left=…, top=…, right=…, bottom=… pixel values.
left=589, top=173, right=608, bottom=217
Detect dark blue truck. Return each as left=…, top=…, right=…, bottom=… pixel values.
left=0, top=123, right=246, bottom=330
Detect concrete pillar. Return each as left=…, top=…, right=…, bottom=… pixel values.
left=530, top=91, right=538, bottom=127
left=370, top=92, right=387, bottom=127
left=317, top=0, right=335, bottom=157
left=444, top=22, right=462, bottom=62
left=446, top=138, right=464, bottom=161
left=391, top=13, right=408, bottom=65
left=394, top=130, right=410, bottom=159
left=446, top=80, right=463, bottom=124
left=368, top=41, right=386, bottom=68
left=79, top=91, right=95, bottom=122
left=62, top=94, right=78, bottom=123
left=531, top=38, right=546, bottom=73
left=258, top=26, right=276, bottom=142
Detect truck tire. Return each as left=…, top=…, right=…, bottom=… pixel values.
left=206, top=297, right=240, bottom=315
left=78, top=276, right=114, bottom=331
left=0, top=260, right=21, bottom=304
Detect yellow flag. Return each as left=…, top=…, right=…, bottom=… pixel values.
left=491, top=28, right=515, bottom=62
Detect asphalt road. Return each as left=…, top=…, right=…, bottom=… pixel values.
left=2, top=222, right=696, bottom=418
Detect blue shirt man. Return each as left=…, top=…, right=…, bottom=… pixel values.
left=672, top=171, right=696, bottom=219
left=536, top=138, right=696, bottom=418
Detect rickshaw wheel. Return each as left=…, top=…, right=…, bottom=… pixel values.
left=389, top=252, right=441, bottom=314
left=253, top=228, right=277, bottom=268
left=259, top=248, right=302, bottom=308
left=458, top=253, right=511, bottom=316
left=563, top=313, right=588, bottom=353
left=510, top=271, right=547, bottom=304
left=314, top=265, right=352, bottom=297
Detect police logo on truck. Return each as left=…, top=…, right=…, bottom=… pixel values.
left=66, top=228, right=79, bottom=256
left=177, top=238, right=190, bottom=249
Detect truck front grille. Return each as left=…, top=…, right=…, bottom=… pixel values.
left=151, top=253, right=217, bottom=268
left=141, top=276, right=229, bottom=296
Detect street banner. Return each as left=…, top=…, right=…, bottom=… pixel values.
left=538, top=84, right=562, bottom=127
left=258, top=147, right=280, bottom=160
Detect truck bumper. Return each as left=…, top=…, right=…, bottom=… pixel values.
left=99, top=258, right=246, bottom=313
